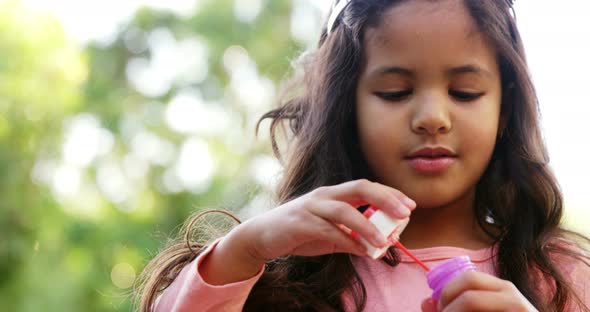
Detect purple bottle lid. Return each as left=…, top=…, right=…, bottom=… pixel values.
left=426, top=256, right=476, bottom=300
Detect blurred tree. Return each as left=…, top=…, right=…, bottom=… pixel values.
left=0, top=0, right=86, bottom=310
left=0, top=0, right=322, bottom=310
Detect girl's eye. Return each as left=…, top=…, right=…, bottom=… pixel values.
left=449, top=90, right=484, bottom=101
left=374, top=90, right=413, bottom=101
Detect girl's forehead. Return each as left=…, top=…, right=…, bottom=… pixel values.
left=361, top=0, right=498, bottom=77
left=367, top=1, right=476, bottom=47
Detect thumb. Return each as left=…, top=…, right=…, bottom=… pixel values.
left=421, top=298, right=438, bottom=312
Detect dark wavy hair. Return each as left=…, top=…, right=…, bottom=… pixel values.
left=137, top=1, right=590, bottom=311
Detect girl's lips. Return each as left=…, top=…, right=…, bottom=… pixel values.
left=407, top=156, right=456, bottom=174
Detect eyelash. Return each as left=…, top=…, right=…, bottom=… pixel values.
left=449, top=90, right=485, bottom=101
left=375, top=90, right=485, bottom=102
left=375, top=90, right=412, bottom=101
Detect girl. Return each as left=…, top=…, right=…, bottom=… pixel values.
left=137, top=0, right=590, bottom=311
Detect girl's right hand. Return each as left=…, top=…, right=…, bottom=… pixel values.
left=239, top=179, right=416, bottom=262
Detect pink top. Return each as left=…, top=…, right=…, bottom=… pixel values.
left=155, top=238, right=590, bottom=311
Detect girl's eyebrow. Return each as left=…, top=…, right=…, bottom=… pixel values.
left=366, top=64, right=494, bottom=80
left=447, top=64, right=494, bottom=79
left=367, top=66, right=414, bottom=80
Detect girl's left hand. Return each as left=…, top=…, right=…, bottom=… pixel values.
left=421, top=271, right=539, bottom=311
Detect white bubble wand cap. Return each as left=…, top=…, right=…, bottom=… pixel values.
left=351, top=206, right=410, bottom=259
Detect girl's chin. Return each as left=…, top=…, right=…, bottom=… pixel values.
left=407, top=192, right=473, bottom=210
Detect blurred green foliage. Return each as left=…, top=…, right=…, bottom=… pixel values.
left=0, top=0, right=318, bottom=310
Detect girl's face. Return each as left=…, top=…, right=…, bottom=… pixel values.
left=356, top=0, right=502, bottom=210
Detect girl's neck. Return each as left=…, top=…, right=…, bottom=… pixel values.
left=399, top=192, right=494, bottom=250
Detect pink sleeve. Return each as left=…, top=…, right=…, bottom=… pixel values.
left=154, top=237, right=265, bottom=312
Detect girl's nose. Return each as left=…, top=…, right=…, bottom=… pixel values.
left=410, top=95, right=452, bottom=135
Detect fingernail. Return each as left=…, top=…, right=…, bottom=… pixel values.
left=402, top=197, right=416, bottom=208
left=422, top=298, right=437, bottom=312
left=395, top=204, right=411, bottom=217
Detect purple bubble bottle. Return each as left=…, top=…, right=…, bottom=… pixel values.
left=426, top=256, right=476, bottom=300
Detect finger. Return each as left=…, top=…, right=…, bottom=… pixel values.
left=442, top=290, right=521, bottom=312
left=326, top=179, right=411, bottom=219
left=421, top=298, right=438, bottom=312
left=305, top=218, right=369, bottom=256
left=439, top=271, right=506, bottom=309
left=331, top=242, right=368, bottom=256
left=372, top=183, right=416, bottom=220
left=378, top=182, right=417, bottom=210
left=312, top=200, right=389, bottom=248
left=363, top=181, right=415, bottom=219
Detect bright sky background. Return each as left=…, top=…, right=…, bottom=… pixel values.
left=18, top=0, right=590, bottom=231
left=511, top=1, right=590, bottom=229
